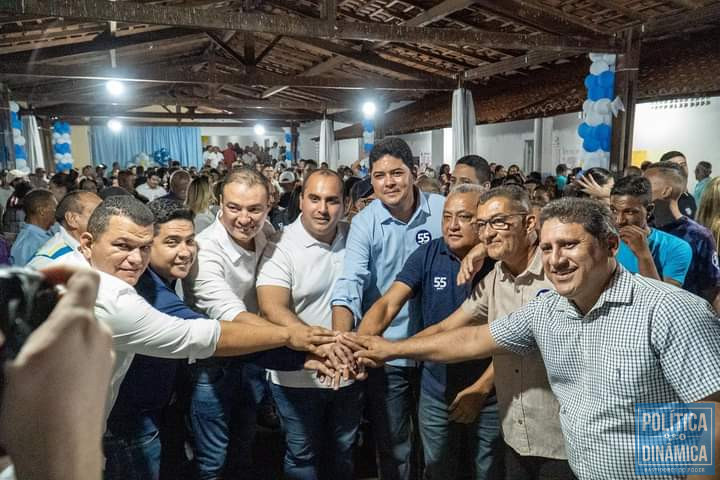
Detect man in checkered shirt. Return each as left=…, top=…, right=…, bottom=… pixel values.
left=351, top=197, right=720, bottom=480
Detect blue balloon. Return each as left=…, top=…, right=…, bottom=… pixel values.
left=14, top=144, right=27, bottom=159
left=364, top=142, right=373, bottom=153
left=583, top=137, right=600, bottom=152
left=599, top=70, right=615, bottom=88
left=54, top=143, right=70, bottom=154
left=603, top=86, right=614, bottom=98
left=584, top=74, right=598, bottom=89
left=588, top=85, right=604, bottom=101
left=596, top=124, right=611, bottom=142
left=362, top=119, right=374, bottom=132
left=600, top=137, right=611, bottom=151
left=577, top=123, right=592, bottom=139
left=12, top=119, right=22, bottom=130
left=285, top=133, right=292, bottom=143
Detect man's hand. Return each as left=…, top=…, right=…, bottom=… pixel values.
left=449, top=385, right=490, bottom=424
left=286, top=324, right=336, bottom=353
left=347, top=334, right=397, bottom=367
left=576, top=174, right=611, bottom=200
left=0, top=267, right=114, bottom=480
left=618, top=225, right=650, bottom=257
left=303, top=353, right=341, bottom=390
left=457, top=243, right=487, bottom=285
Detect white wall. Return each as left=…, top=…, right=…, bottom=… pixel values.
left=475, top=119, right=534, bottom=170
left=633, top=99, right=720, bottom=191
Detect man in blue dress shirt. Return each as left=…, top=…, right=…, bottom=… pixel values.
left=9, top=189, right=56, bottom=266
left=331, top=137, right=445, bottom=480
left=358, top=184, right=500, bottom=479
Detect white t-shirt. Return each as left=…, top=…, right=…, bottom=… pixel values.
left=256, top=216, right=352, bottom=389
left=136, top=183, right=167, bottom=202
left=94, top=271, right=220, bottom=420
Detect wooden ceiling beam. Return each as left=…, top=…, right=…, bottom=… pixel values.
left=592, top=0, right=648, bottom=22
left=255, top=35, right=282, bottom=64
left=0, top=26, right=200, bottom=63
left=463, top=50, right=576, bottom=80
left=30, top=108, right=323, bottom=122
left=0, top=0, right=617, bottom=51
left=0, top=62, right=456, bottom=90
left=643, top=2, right=720, bottom=34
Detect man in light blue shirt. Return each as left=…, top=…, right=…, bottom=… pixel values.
left=694, top=161, right=711, bottom=204
left=9, top=189, right=56, bottom=266
left=332, top=137, right=445, bottom=480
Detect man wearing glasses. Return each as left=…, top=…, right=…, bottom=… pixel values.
left=411, top=186, right=573, bottom=480
left=357, top=184, right=500, bottom=479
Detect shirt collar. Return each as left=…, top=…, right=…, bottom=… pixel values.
left=147, top=265, right=176, bottom=289
left=58, top=225, right=80, bottom=250
left=212, top=216, right=263, bottom=263
left=22, top=222, right=50, bottom=236
left=498, top=245, right=543, bottom=281
left=377, top=188, right=429, bottom=225
left=293, top=215, right=346, bottom=248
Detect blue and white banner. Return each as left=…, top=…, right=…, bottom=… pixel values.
left=52, top=121, right=73, bottom=172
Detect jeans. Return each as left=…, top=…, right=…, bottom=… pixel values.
left=187, top=361, right=260, bottom=480
left=366, top=365, right=420, bottom=480
left=502, top=443, right=577, bottom=480
left=270, top=382, right=364, bottom=480
left=419, top=390, right=501, bottom=480
left=103, top=425, right=162, bottom=480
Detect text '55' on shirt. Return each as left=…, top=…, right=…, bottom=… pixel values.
left=331, top=190, right=445, bottom=366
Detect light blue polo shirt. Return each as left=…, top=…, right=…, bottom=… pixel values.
left=331, top=190, right=445, bottom=366
left=616, top=227, right=692, bottom=285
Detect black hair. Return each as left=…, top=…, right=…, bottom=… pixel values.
left=540, top=197, right=618, bottom=246
left=556, top=163, right=568, bottom=176
left=23, top=189, right=56, bottom=217
left=456, top=154, right=491, bottom=184
left=55, top=190, right=98, bottom=225
left=87, top=195, right=154, bottom=239
left=659, top=151, right=685, bottom=162
left=585, top=167, right=615, bottom=186
left=610, top=175, right=652, bottom=206
left=148, top=198, right=194, bottom=234
left=369, top=137, right=414, bottom=172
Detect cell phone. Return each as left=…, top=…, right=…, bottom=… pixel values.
left=0, top=268, right=60, bottom=361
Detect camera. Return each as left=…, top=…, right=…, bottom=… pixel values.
left=0, top=268, right=60, bottom=361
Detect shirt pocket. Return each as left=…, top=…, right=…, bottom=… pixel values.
left=597, top=348, right=653, bottom=400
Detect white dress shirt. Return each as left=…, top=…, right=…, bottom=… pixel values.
left=257, top=216, right=351, bottom=389
left=184, top=215, right=274, bottom=319
left=94, top=271, right=220, bottom=419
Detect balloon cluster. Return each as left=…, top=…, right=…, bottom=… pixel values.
left=9, top=102, right=28, bottom=172
left=52, top=121, right=73, bottom=172
left=152, top=148, right=171, bottom=166
left=362, top=119, right=374, bottom=154
left=577, top=53, right=618, bottom=168
left=283, top=127, right=294, bottom=163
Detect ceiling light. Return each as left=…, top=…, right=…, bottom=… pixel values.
left=362, top=101, right=377, bottom=119
left=106, top=80, right=125, bottom=96
left=107, top=118, right=123, bottom=133
left=254, top=124, right=265, bottom=136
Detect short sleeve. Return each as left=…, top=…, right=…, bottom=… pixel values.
left=461, top=271, right=492, bottom=322
left=661, top=237, right=692, bottom=284
left=256, top=242, right=293, bottom=289
left=651, top=290, right=720, bottom=402
left=395, top=242, right=429, bottom=294
left=488, top=304, right=538, bottom=356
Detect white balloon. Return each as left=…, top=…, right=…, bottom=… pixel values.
left=63, top=153, right=72, bottom=161
left=12, top=128, right=21, bottom=138
left=52, top=132, right=61, bottom=140
left=54, top=153, right=63, bottom=161
left=61, top=133, right=71, bottom=141
left=583, top=100, right=594, bottom=115
left=602, top=113, right=612, bottom=125
left=8, top=101, right=19, bottom=113
left=594, top=98, right=612, bottom=115
left=589, top=61, right=609, bottom=75
left=14, top=136, right=25, bottom=146
left=602, top=54, right=616, bottom=66
left=589, top=53, right=605, bottom=62
left=586, top=111, right=603, bottom=126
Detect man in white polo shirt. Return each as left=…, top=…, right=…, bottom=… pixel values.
left=257, top=169, right=363, bottom=479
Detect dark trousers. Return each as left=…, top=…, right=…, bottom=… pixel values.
left=502, top=443, right=577, bottom=480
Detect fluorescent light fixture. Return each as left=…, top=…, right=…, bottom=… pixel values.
left=362, top=101, right=377, bottom=118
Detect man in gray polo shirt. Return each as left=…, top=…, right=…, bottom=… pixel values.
left=352, top=197, right=720, bottom=480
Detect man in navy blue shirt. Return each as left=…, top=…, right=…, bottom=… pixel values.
left=645, top=162, right=720, bottom=312
left=358, top=185, right=500, bottom=479
left=104, top=199, right=332, bottom=480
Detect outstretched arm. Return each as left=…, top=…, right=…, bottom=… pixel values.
left=357, top=282, right=413, bottom=336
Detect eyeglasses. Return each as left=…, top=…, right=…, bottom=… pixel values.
left=475, top=213, right=528, bottom=231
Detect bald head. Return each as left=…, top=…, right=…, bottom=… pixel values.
left=56, top=190, right=102, bottom=240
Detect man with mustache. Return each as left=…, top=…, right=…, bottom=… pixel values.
left=352, top=198, right=720, bottom=480
left=358, top=184, right=500, bottom=479
left=332, top=137, right=446, bottom=480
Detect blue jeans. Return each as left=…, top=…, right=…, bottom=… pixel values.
left=419, top=390, right=501, bottom=480
left=103, top=425, right=162, bottom=480
left=187, top=361, right=260, bottom=480
left=270, top=382, right=364, bottom=480
left=366, top=365, right=420, bottom=480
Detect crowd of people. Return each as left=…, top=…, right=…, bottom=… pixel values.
left=1, top=137, right=719, bottom=480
